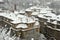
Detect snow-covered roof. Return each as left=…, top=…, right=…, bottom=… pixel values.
left=34, top=21, right=39, bottom=25
left=29, top=3, right=33, bottom=6
left=29, top=6, right=38, bottom=9
left=56, top=15, right=60, bottom=21
left=10, top=15, right=35, bottom=24
left=19, top=10, right=25, bottom=14
left=0, top=0, right=4, bottom=2
left=51, top=21, right=57, bottom=24
left=57, top=15, right=60, bottom=18
left=27, top=17, right=35, bottom=23
left=35, top=18, right=39, bottom=21
left=14, top=11, right=22, bottom=14
left=47, top=2, right=51, bottom=5
left=0, top=6, right=58, bottom=25
left=45, top=7, right=53, bottom=11
left=0, top=9, right=3, bottom=11
left=11, top=16, right=35, bottom=24
left=11, top=20, right=21, bottom=24
left=16, top=24, right=28, bottom=28
left=50, top=16, right=57, bottom=20
left=56, top=18, right=60, bottom=21
left=2, top=13, right=18, bottom=20
left=17, top=15, right=26, bottom=18
left=40, top=10, right=48, bottom=13
left=47, top=19, right=50, bottom=22
left=44, top=13, right=56, bottom=17
left=31, top=12, right=39, bottom=15
left=29, top=6, right=42, bottom=10
left=0, top=10, right=36, bottom=24
left=25, top=9, right=32, bottom=12
left=38, top=14, right=46, bottom=19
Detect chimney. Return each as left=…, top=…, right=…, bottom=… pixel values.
left=25, top=9, right=32, bottom=17
left=11, top=4, right=17, bottom=12
left=14, top=4, right=17, bottom=11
